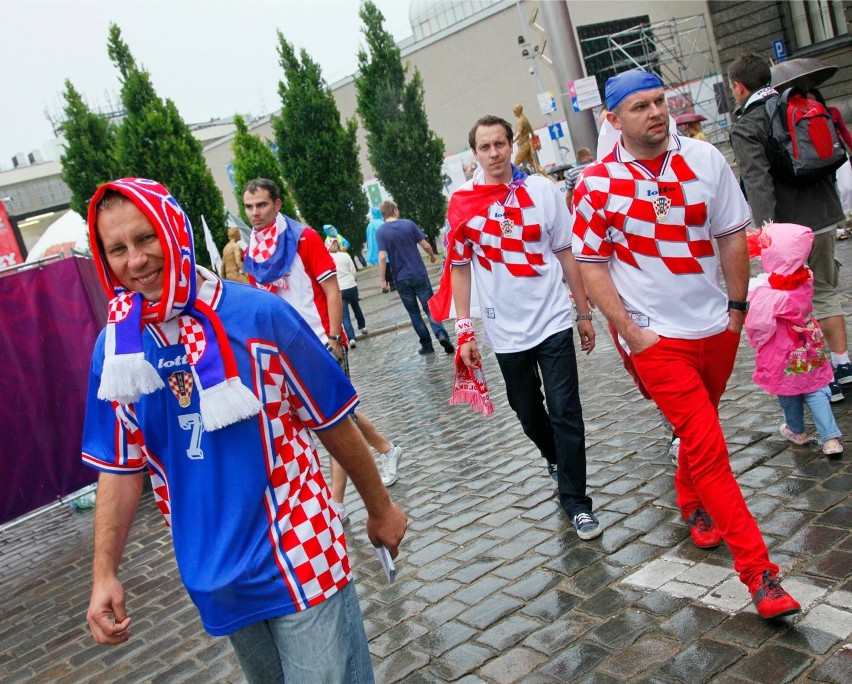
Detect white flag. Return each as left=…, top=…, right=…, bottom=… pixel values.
left=201, top=215, right=223, bottom=275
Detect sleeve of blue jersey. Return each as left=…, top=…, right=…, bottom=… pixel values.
left=80, top=332, right=147, bottom=474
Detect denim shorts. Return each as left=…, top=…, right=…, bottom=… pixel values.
left=227, top=580, right=373, bottom=683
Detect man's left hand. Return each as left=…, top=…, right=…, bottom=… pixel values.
left=577, top=319, right=595, bottom=354
left=327, top=339, right=344, bottom=362
left=366, top=502, right=408, bottom=558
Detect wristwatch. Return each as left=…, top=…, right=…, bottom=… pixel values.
left=575, top=313, right=594, bottom=321
left=328, top=334, right=343, bottom=342
left=728, top=300, right=749, bottom=313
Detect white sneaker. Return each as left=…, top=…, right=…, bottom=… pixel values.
left=667, top=436, right=680, bottom=466
left=378, top=445, right=402, bottom=486
left=333, top=501, right=349, bottom=524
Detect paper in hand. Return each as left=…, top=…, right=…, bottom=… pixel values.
left=374, top=545, right=396, bottom=583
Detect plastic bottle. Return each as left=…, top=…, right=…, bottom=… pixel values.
left=71, top=491, right=97, bottom=511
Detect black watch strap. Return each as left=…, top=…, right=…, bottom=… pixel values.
left=728, top=300, right=749, bottom=312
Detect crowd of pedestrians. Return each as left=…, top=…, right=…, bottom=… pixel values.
left=76, top=49, right=850, bottom=682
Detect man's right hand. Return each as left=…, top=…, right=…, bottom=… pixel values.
left=366, top=501, right=408, bottom=559
left=460, top=340, right=480, bottom=367
left=625, top=327, right=660, bottom=355
left=87, top=575, right=132, bottom=645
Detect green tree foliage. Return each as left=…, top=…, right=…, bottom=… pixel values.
left=272, top=33, right=369, bottom=255
left=355, top=0, right=446, bottom=241
left=106, top=24, right=226, bottom=267
left=230, top=114, right=296, bottom=223
left=60, top=80, right=121, bottom=218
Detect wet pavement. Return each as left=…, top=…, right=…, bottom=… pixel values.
left=1, top=241, right=850, bottom=683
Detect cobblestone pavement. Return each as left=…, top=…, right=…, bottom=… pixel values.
left=1, top=243, right=851, bottom=683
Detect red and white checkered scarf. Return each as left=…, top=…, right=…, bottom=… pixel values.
left=88, top=178, right=261, bottom=431
left=450, top=318, right=494, bottom=416
left=244, top=213, right=305, bottom=291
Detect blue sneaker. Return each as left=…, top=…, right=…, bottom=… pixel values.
left=546, top=462, right=558, bottom=483
left=834, top=362, right=852, bottom=386
left=571, top=512, right=602, bottom=540
left=829, top=379, right=845, bottom=403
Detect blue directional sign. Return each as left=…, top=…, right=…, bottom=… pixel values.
left=548, top=123, right=564, bottom=140
left=772, top=39, right=787, bottom=63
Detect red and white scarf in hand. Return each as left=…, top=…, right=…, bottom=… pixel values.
left=450, top=318, right=494, bottom=417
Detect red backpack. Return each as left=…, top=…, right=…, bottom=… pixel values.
left=764, top=87, right=848, bottom=180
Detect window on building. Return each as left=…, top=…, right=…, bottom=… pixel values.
left=787, top=0, right=847, bottom=48
left=411, top=0, right=500, bottom=41
left=577, top=16, right=658, bottom=95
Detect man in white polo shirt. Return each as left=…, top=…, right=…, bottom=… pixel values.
left=572, top=69, right=799, bottom=619
left=440, top=114, right=600, bottom=540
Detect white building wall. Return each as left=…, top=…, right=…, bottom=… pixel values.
left=203, top=0, right=715, bottom=214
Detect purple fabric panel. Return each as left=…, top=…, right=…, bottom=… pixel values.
left=0, top=257, right=106, bottom=524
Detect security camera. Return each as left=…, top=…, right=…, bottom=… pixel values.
left=529, top=66, right=535, bottom=75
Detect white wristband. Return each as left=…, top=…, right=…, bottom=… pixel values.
left=455, top=317, right=474, bottom=338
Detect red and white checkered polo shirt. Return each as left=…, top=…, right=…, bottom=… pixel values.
left=449, top=175, right=574, bottom=353
left=572, top=135, right=750, bottom=340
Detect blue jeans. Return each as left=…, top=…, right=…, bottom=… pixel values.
left=227, top=580, right=373, bottom=683
left=341, top=286, right=366, bottom=341
left=395, top=275, right=449, bottom=349
left=779, top=386, right=841, bottom=442
left=495, top=328, right=592, bottom=518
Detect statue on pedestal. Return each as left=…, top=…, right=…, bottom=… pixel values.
left=513, top=104, right=546, bottom=175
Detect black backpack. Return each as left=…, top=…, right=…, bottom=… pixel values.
left=763, top=87, right=847, bottom=180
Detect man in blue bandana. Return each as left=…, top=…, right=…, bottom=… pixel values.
left=572, top=70, right=801, bottom=620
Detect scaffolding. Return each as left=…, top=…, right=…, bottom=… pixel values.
left=580, top=14, right=731, bottom=148
left=44, top=91, right=126, bottom=138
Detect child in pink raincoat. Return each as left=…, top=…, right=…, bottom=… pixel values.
left=745, top=223, right=843, bottom=456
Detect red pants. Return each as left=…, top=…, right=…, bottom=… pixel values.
left=631, top=330, right=778, bottom=590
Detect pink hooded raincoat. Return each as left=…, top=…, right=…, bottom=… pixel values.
left=745, top=223, right=833, bottom=396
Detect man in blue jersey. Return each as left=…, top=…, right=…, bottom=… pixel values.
left=81, top=178, right=407, bottom=682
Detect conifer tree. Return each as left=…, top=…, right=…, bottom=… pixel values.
left=355, top=0, right=446, bottom=241
left=272, top=33, right=369, bottom=255
left=230, top=114, right=296, bottom=223
left=60, top=80, right=121, bottom=217
left=106, top=24, right=226, bottom=266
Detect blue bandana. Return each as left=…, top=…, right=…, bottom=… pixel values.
left=605, top=70, right=664, bottom=111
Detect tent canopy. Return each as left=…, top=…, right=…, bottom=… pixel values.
left=25, top=210, right=89, bottom=262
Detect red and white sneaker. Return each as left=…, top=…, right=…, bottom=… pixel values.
left=687, top=509, right=722, bottom=549
left=751, top=571, right=801, bottom=619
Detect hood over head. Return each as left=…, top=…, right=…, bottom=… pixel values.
left=758, top=222, right=814, bottom=276
left=88, top=177, right=196, bottom=323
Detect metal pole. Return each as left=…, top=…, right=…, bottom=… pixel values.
left=514, top=1, right=561, bottom=165
left=536, top=0, right=599, bottom=153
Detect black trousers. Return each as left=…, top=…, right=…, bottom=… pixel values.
left=495, top=328, right=591, bottom=517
